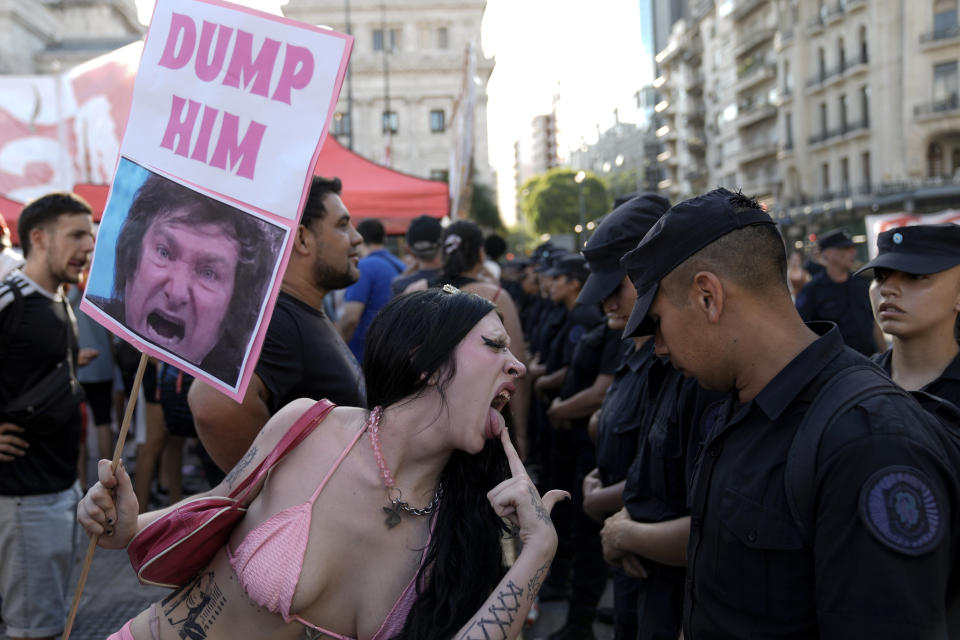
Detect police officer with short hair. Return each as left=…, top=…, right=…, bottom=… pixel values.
left=796, top=228, right=882, bottom=356
left=620, top=188, right=959, bottom=638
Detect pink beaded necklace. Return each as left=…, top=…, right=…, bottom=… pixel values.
left=366, top=406, right=443, bottom=529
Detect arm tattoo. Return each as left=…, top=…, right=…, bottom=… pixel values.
left=224, top=446, right=257, bottom=489
left=161, top=571, right=227, bottom=639
left=526, top=561, right=550, bottom=603
left=457, top=581, right=524, bottom=640
left=526, top=484, right=550, bottom=524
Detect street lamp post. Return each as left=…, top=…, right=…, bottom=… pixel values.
left=574, top=171, right=586, bottom=250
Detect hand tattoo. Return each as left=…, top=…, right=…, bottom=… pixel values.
left=224, top=446, right=257, bottom=488
left=457, top=581, right=524, bottom=639
left=527, top=485, right=550, bottom=523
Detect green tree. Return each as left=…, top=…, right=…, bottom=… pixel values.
left=469, top=182, right=504, bottom=231
left=519, top=168, right=610, bottom=236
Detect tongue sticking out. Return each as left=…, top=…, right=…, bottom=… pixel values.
left=485, top=406, right=505, bottom=439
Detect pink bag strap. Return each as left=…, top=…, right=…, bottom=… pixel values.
left=228, top=399, right=336, bottom=504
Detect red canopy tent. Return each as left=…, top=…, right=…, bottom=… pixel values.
left=313, top=136, right=448, bottom=235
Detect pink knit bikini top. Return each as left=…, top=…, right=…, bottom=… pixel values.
left=227, top=410, right=431, bottom=640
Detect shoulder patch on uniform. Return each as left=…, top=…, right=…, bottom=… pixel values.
left=568, top=324, right=586, bottom=344
left=859, top=465, right=944, bottom=555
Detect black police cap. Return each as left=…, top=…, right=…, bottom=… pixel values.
left=619, top=187, right=775, bottom=337
left=535, top=249, right=568, bottom=273
left=578, top=193, right=670, bottom=306
left=546, top=254, right=591, bottom=283
left=817, top=228, right=855, bottom=250
left=855, top=224, right=960, bottom=276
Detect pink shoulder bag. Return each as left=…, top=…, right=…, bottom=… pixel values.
left=126, top=400, right=336, bottom=588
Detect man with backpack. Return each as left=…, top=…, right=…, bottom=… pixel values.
left=0, top=192, right=95, bottom=640
left=619, top=188, right=959, bottom=638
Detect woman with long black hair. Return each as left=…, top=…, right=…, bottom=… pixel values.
left=79, top=287, right=566, bottom=640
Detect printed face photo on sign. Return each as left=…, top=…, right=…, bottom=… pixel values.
left=86, top=158, right=286, bottom=386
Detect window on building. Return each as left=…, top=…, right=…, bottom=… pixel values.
left=840, top=157, right=850, bottom=193
left=862, top=151, right=872, bottom=192
left=860, top=85, right=871, bottom=125
left=838, top=37, right=846, bottom=71
left=934, top=0, right=958, bottom=36
left=821, top=162, right=830, bottom=196
left=430, top=109, right=445, bottom=133
left=332, top=111, right=351, bottom=136
left=859, top=25, right=868, bottom=63
left=953, top=148, right=960, bottom=174
left=437, top=27, right=449, bottom=49
left=382, top=110, right=399, bottom=134
left=785, top=112, right=794, bottom=148
left=818, top=0, right=827, bottom=21
left=373, top=28, right=400, bottom=52
left=933, top=61, right=959, bottom=107
left=839, top=94, right=848, bottom=130
left=820, top=102, right=828, bottom=136
left=784, top=60, right=793, bottom=94
left=430, top=169, right=449, bottom=182
left=818, top=47, right=826, bottom=80
left=929, top=142, right=945, bottom=176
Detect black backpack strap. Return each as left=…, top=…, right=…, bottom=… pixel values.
left=785, top=364, right=909, bottom=544
left=0, top=278, right=24, bottom=363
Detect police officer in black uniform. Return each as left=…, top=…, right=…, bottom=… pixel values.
left=859, top=224, right=960, bottom=407
left=796, top=228, right=882, bottom=356
left=620, top=188, right=959, bottom=638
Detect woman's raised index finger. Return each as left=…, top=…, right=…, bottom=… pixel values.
left=499, top=427, right=525, bottom=477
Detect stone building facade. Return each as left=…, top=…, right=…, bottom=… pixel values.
left=651, top=0, right=960, bottom=235
left=0, top=0, right=142, bottom=73
left=282, top=0, right=495, bottom=190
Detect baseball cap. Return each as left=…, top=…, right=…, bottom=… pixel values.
left=855, top=224, right=960, bottom=276
left=578, top=193, right=670, bottom=305
left=817, top=228, right=855, bottom=250
left=619, top=188, right=776, bottom=337
left=406, top=215, right=443, bottom=259
left=546, top=254, right=591, bottom=283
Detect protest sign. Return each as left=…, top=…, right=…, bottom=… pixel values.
left=80, top=0, right=352, bottom=400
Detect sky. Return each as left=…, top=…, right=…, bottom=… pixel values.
left=133, top=0, right=651, bottom=225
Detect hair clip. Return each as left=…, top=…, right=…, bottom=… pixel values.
left=441, top=284, right=460, bottom=295
left=444, top=234, right=463, bottom=254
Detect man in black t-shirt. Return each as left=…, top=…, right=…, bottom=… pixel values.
left=189, top=176, right=367, bottom=472
left=0, top=192, right=95, bottom=640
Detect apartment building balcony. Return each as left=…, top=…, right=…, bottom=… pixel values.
left=778, top=139, right=795, bottom=159
left=735, top=103, right=778, bottom=129
left=843, top=52, right=869, bottom=77
left=735, top=25, right=777, bottom=59
left=776, top=28, right=795, bottom=51
left=732, top=0, right=765, bottom=21
left=807, top=15, right=824, bottom=35
left=805, top=63, right=846, bottom=93
left=775, top=86, right=794, bottom=106
left=920, top=24, right=960, bottom=51
left=807, top=118, right=871, bottom=148
left=826, top=2, right=846, bottom=24
left=737, top=143, right=779, bottom=165
left=846, top=0, right=866, bottom=12
left=735, top=61, right=776, bottom=93
left=915, top=93, right=960, bottom=120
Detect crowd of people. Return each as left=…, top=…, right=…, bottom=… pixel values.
left=0, top=177, right=959, bottom=640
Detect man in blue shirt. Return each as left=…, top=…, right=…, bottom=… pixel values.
left=339, top=218, right=405, bottom=361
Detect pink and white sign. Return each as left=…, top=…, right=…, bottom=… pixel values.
left=81, top=0, right=352, bottom=401
left=864, top=210, right=960, bottom=258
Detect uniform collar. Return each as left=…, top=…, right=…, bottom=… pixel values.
left=937, top=349, right=960, bottom=382
left=623, top=338, right=655, bottom=373
left=751, top=322, right=844, bottom=421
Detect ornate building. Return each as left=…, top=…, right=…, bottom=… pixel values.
left=283, top=0, right=495, bottom=191
left=0, top=0, right=142, bottom=73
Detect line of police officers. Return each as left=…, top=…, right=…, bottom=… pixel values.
left=499, top=188, right=960, bottom=640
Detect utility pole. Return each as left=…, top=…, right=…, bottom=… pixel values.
left=344, top=0, right=354, bottom=150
